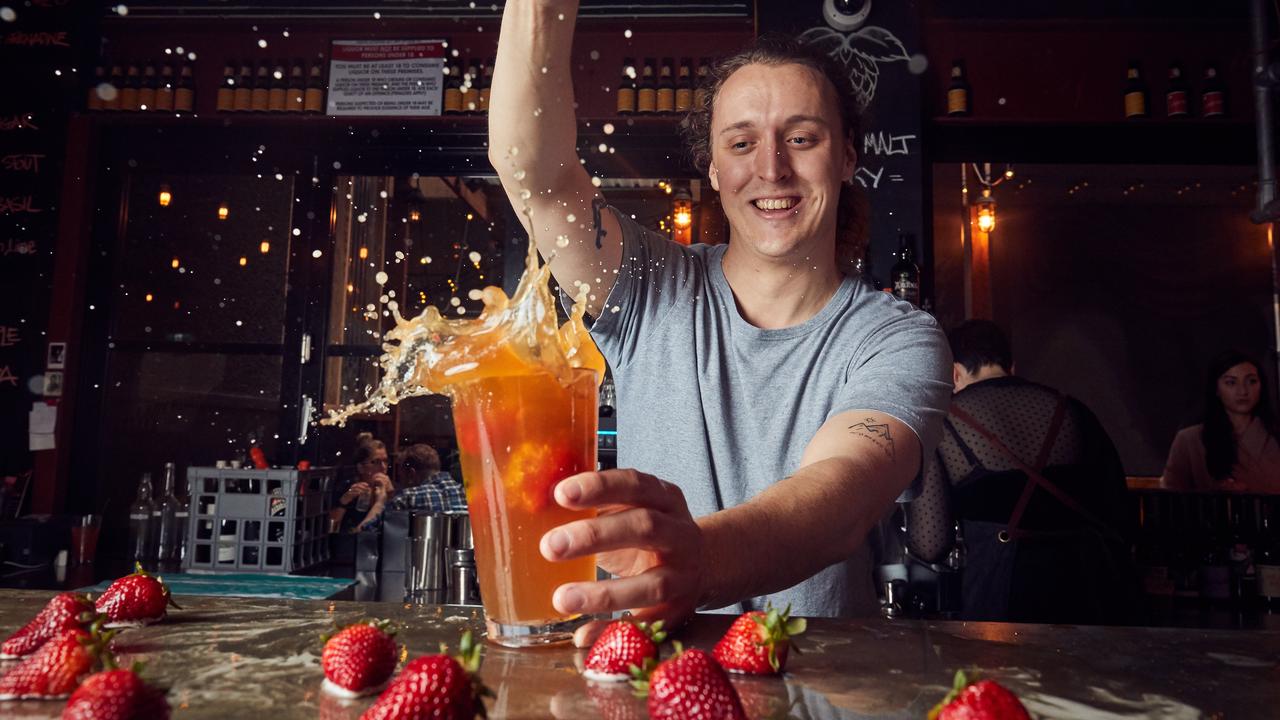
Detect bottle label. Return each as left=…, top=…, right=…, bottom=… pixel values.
left=174, top=88, right=193, bottom=112
left=1124, top=91, right=1146, bottom=118
left=1166, top=90, right=1187, bottom=116
left=656, top=88, right=675, bottom=113
left=129, top=513, right=149, bottom=521
left=443, top=88, right=462, bottom=113
left=675, top=87, right=693, bottom=112
left=616, top=87, right=636, bottom=113
left=216, top=88, right=234, bottom=112
left=1260, top=564, right=1280, bottom=598
left=1203, top=91, right=1224, bottom=117
left=304, top=87, right=325, bottom=113
left=947, top=88, right=968, bottom=115
left=268, top=88, right=286, bottom=111
left=286, top=89, right=305, bottom=111
left=637, top=88, right=656, bottom=113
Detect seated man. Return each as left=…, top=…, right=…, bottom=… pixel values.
left=904, top=320, right=1139, bottom=624
left=392, top=444, right=468, bottom=513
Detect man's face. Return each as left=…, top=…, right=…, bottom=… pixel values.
left=707, top=62, right=855, bottom=264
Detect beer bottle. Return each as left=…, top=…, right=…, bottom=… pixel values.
left=637, top=57, right=657, bottom=113
left=616, top=57, right=637, bottom=114
left=233, top=60, right=254, bottom=111
left=154, top=63, right=175, bottom=112
left=693, top=57, right=712, bottom=109
left=463, top=60, right=480, bottom=113
left=478, top=57, right=494, bottom=113
left=104, top=65, right=124, bottom=111
left=268, top=60, right=287, bottom=111
left=443, top=61, right=463, bottom=114
left=216, top=61, right=236, bottom=112
left=890, top=234, right=921, bottom=307
left=286, top=59, right=306, bottom=112
left=87, top=66, right=105, bottom=111
left=121, top=64, right=141, bottom=111
left=947, top=60, right=970, bottom=116
left=304, top=60, right=326, bottom=113
left=1123, top=61, right=1148, bottom=119
left=138, top=63, right=157, bottom=111
left=675, top=57, right=693, bottom=113
left=174, top=64, right=195, bottom=113
left=656, top=57, right=675, bottom=113
left=251, top=62, right=271, bottom=112
left=1201, top=64, right=1226, bottom=118
left=1165, top=63, right=1189, bottom=118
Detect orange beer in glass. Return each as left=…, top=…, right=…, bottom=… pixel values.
left=453, top=368, right=598, bottom=645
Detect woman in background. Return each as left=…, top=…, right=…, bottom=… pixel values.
left=1163, top=350, right=1280, bottom=493
left=332, top=432, right=394, bottom=532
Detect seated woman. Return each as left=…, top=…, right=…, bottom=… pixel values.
left=1162, top=350, right=1280, bottom=494
left=391, top=444, right=468, bottom=513
left=332, top=433, right=394, bottom=533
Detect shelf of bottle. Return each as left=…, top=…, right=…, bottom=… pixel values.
left=928, top=116, right=1256, bottom=164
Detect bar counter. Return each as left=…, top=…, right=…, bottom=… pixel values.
left=0, top=589, right=1276, bottom=718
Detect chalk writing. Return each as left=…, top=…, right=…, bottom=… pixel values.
left=854, top=165, right=884, bottom=189
left=0, top=239, right=37, bottom=256
left=0, top=115, right=39, bottom=131
left=3, top=31, right=70, bottom=47
left=0, top=196, right=43, bottom=214
left=1, top=154, right=45, bottom=173
left=863, top=131, right=916, bottom=156
left=0, top=327, right=19, bottom=347
left=0, top=366, right=16, bottom=386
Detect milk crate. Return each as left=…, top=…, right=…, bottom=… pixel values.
left=183, top=466, right=336, bottom=574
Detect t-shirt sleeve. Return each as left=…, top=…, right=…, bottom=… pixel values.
left=830, top=304, right=953, bottom=500
left=585, top=206, right=704, bottom=370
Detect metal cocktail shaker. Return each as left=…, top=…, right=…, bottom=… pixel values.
left=447, top=548, right=482, bottom=606
left=407, top=513, right=446, bottom=602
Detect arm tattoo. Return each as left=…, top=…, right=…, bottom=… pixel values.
left=847, top=417, right=895, bottom=461
left=591, top=196, right=608, bottom=249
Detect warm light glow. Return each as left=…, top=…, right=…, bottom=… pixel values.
left=145, top=293, right=154, bottom=302
left=238, top=256, right=247, bottom=267
left=673, top=209, right=692, bottom=229
left=158, top=185, right=172, bottom=207
left=671, top=189, right=693, bottom=245
left=409, top=209, right=421, bottom=222
left=171, top=258, right=180, bottom=269
left=347, top=283, right=355, bottom=293
left=218, top=202, right=229, bottom=220
left=466, top=213, right=474, bottom=221
left=260, top=241, right=270, bottom=254
left=358, top=247, right=369, bottom=260
left=976, top=193, right=996, bottom=233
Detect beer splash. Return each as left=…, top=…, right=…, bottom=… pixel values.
left=322, top=196, right=606, bottom=426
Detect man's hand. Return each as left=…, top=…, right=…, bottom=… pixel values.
left=339, top=482, right=372, bottom=507
left=539, top=469, right=704, bottom=647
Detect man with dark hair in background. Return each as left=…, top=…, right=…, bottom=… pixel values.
left=904, top=319, right=1139, bottom=624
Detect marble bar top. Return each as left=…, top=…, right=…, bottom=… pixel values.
left=0, top=589, right=1277, bottom=718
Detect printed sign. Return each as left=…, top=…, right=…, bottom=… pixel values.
left=327, top=39, right=445, bottom=117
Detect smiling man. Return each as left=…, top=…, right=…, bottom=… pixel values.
left=488, top=1, right=951, bottom=643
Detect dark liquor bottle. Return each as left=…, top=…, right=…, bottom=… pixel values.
left=104, top=65, right=124, bottom=111
left=154, top=63, right=175, bottom=112
left=478, top=58, right=494, bottom=113
left=637, top=58, right=657, bottom=114
left=138, top=64, right=157, bottom=111
left=233, top=61, right=254, bottom=111
left=443, top=61, right=462, bottom=114
left=216, top=61, right=235, bottom=112
left=87, top=66, right=105, bottom=111
left=693, top=57, right=712, bottom=110
left=251, top=63, right=271, bottom=112
left=1165, top=63, right=1189, bottom=118
left=616, top=57, right=637, bottom=114
left=946, top=60, right=970, bottom=116
left=675, top=57, right=694, bottom=113
left=121, top=64, right=141, bottom=111
left=304, top=60, right=326, bottom=113
left=1123, top=61, right=1148, bottom=119
left=174, top=64, right=195, bottom=113
left=1257, top=499, right=1280, bottom=610
left=656, top=57, right=676, bottom=113
left=1201, top=65, right=1226, bottom=118
left=891, top=234, right=921, bottom=307
left=286, top=59, right=305, bottom=112
left=268, top=61, right=287, bottom=111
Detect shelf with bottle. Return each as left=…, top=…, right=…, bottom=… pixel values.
left=87, top=60, right=196, bottom=114
left=214, top=57, right=326, bottom=114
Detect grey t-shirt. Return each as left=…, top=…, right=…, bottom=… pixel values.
left=587, top=208, right=952, bottom=618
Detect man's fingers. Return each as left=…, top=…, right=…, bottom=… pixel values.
left=552, top=567, right=682, bottom=618
left=554, top=469, right=685, bottom=513
left=541, top=508, right=688, bottom=561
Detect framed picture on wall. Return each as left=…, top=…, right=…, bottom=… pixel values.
left=47, top=342, right=66, bottom=370
left=43, top=371, right=63, bottom=397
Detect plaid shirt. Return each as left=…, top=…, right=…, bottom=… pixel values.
left=392, top=472, right=468, bottom=513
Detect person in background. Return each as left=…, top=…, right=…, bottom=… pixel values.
left=331, top=433, right=393, bottom=533
left=904, top=319, right=1138, bottom=624
left=392, top=444, right=468, bottom=513
left=1162, top=349, right=1280, bottom=494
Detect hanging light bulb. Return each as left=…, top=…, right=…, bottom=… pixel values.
left=158, top=184, right=172, bottom=207
left=217, top=201, right=229, bottom=220
left=671, top=186, right=693, bottom=245
left=260, top=240, right=270, bottom=254
left=976, top=189, right=996, bottom=233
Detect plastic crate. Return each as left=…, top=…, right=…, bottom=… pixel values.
left=183, top=466, right=336, bottom=574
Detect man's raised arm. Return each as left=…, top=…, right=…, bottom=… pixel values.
left=488, top=0, right=622, bottom=316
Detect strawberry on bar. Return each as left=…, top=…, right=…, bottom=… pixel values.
left=0, top=593, right=97, bottom=660
left=712, top=604, right=806, bottom=675
left=633, top=643, right=746, bottom=720
left=0, top=623, right=113, bottom=701
left=321, top=619, right=400, bottom=698
left=95, top=563, right=180, bottom=628
left=360, top=630, right=492, bottom=720
left=929, top=670, right=1031, bottom=720
left=61, top=663, right=170, bottom=720
left=582, top=619, right=666, bottom=682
